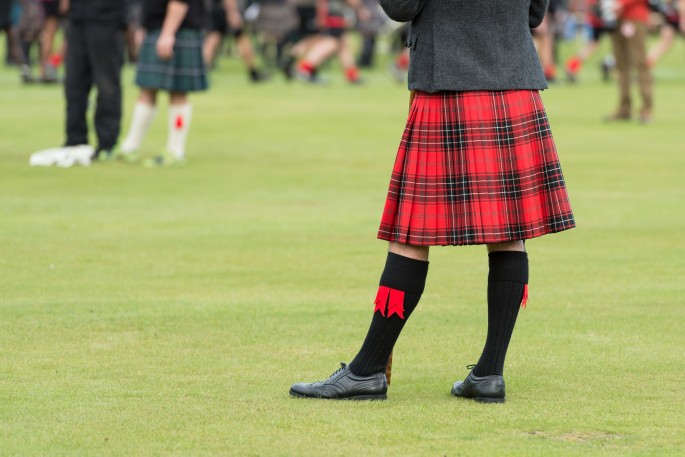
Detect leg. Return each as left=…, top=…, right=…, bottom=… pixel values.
left=166, top=91, right=192, bottom=159
left=476, top=240, right=527, bottom=375
left=40, top=16, right=59, bottom=80
left=235, top=31, right=269, bottom=82
left=297, top=35, right=338, bottom=79
left=630, top=22, right=653, bottom=121
left=609, top=28, right=632, bottom=118
left=305, top=36, right=339, bottom=66
left=141, top=91, right=191, bottom=166
left=290, top=242, right=430, bottom=399
left=534, top=14, right=556, bottom=81
left=565, top=38, right=599, bottom=81
left=347, top=242, right=429, bottom=377
left=388, top=241, right=429, bottom=261
left=203, top=31, right=222, bottom=67
left=64, top=22, right=92, bottom=147
left=452, top=240, right=528, bottom=403
left=236, top=33, right=257, bottom=70
left=138, top=88, right=158, bottom=106
left=357, top=33, right=376, bottom=68
left=120, top=88, right=158, bottom=156
left=87, top=23, right=125, bottom=152
left=336, top=33, right=361, bottom=83
left=291, top=35, right=320, bottom=57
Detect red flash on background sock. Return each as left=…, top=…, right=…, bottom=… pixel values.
left=345, top=67, right=359, bottom=82
left=374, top=286, right=406, bottom=318
left=175, top=115, right=184, bottom=129
left=298, top=61, right=315, bottom=75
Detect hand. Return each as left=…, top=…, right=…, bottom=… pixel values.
left=156, top=33, right=175, bottom=61
left=59, top=0, right=69, bottom=15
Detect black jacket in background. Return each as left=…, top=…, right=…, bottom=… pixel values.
left=68, top=0, right=126, bottom=27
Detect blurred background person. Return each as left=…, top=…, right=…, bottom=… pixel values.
left=203, top=0, right=269, bottom=82
left=387, top=23, right=409, bottom=83
left=294, top=0, right=370, bottom=84
left=1, top=0, right=27, bottom=74
left=251, top=0, right=299, bottom=71
left=63, top=0, right=126, bottom=158
left=37, top=0, right=64, bottom=83
left=565, top=0, right=614, bottom=82
left=277, top=0, right=319, bottom=79
left=118, top=0, right=208, bottom=166
left=532, top=0, right=564, bottom=83
left=606, top=0, right=653, bottom=123
left=355, top=0, right=386, bottom=69
left=1, top=0, right=14, bottom=63
left=15, top=0, right=44, bottom=83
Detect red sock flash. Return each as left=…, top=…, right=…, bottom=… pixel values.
left=374, top=286, right=406, bottom=319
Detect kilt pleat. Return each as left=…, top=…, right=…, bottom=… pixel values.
left=135, top=29, right=208, bottom=93
left=378, top=90, right=576, bottom=246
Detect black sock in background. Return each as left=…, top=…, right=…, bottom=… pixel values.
left=473, top=251, right=529, bottom=377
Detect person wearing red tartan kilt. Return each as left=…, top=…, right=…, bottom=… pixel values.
left=290, top=0, right=575, bottom=403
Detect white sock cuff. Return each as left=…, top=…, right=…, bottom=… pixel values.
left=121, top=102, right=157, bottom=153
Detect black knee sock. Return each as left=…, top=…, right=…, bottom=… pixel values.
left=348, top=252, right=429, bottom=377
left=473, top=251, right=529, bottom=377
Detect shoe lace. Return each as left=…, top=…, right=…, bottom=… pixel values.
left=330, top=362, right=347, bottom=377
left=466, top=364, right=476, bottom=370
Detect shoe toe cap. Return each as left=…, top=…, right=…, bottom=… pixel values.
left=289, top=382, right=312, bottom=397
left=451, top=381, right=465, bottom=396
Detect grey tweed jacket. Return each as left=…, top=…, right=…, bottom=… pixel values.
left=379, top=0, right=549, bottom=92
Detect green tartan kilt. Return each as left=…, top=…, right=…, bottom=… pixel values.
left=135, top=29, right=208, bottom=93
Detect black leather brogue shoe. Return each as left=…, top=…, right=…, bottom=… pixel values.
left=290, top=363, right=387, bottom=400
left=451, top=369, right=506, bottom=404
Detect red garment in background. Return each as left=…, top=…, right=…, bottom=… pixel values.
left=618, top=0, right=650, bottom=23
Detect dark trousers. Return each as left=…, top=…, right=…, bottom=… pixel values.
left=65, top=21, right=124, bottom=150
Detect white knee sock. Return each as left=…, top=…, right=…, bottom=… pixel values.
left=121, top=102, right=156, bottom=153
left=166, top=104, right=193, bottom=159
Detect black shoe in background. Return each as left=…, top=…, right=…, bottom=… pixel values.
left=451, top=368, right=506, bottom=403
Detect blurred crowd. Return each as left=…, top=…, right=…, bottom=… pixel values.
left=1, top=1, right=683, bottom=86
left=3, top=0, right=684, bottom=167
left=0, top=0, right=408, bottom=85
left=534, top=0, right=684, bottom=122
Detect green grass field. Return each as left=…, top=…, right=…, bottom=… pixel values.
left=1, top=37, right=684, bottom=456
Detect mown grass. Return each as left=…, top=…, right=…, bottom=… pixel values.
left=1, top=36, right=684, bottom=456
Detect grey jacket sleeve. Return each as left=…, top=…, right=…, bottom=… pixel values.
left=378, top=0, right=426, bottom=22
left=529, top=0, right=549, bottom=28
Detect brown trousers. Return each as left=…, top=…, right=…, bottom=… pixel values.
left=610, top=20, right=653, bottom=116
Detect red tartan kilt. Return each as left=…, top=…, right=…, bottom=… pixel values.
left=378, top=90, right=576, bottom=246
